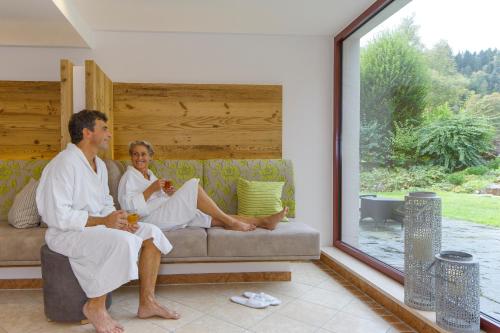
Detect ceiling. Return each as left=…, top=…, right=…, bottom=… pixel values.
left=0, top=0, right=376, bottom=48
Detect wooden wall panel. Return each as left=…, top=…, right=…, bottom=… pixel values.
left=60, top=59, right=73, bottom=150
left=85, top=60, right=114, bottom=159
left=113, top=83, right=282, bottom=159
left=0, top=81, right=60, bottom=159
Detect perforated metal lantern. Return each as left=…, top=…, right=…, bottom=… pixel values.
left=435, top=251, right=480, bottom=333
left=404, top=192, right=442, bottom=310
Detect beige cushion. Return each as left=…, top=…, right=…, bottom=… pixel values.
left=0, top=223, right=46, bottom=263
left=8, top=178, right=41, bottom=228
left=104, top=159, right=125, bottom=209
left=163, top=227, right=207, bottom=258
left=207, top=220, right=320, bottom=258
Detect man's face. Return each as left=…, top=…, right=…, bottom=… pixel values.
left=89, top=119, right=111, bottom=150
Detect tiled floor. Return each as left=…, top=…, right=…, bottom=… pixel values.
left=0, top=261, right=416, bottom=333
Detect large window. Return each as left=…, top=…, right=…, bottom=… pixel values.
left=334, top=0, right=500, bottom=329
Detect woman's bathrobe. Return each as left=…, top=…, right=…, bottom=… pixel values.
left=36, top=143, right=172, bottom=298
left=117, top=166, right=211, bottom=231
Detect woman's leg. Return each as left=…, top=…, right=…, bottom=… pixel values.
left=196, top=186, right=255, bottom=231
left=232, top=207, right=288, bottom=230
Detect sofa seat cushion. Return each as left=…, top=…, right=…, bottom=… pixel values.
left=0, top=222, right=46, bottom=263
left=207, top=220, right=319, bottom=258
left=162, top=227, right=207, bottom=259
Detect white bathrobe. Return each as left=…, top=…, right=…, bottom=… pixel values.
left=117, top=166, right=211, bottom=231
left=36, top=143, right=172, bottom=298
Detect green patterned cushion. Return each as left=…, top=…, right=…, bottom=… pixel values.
left=203, top=160, right=295, bottom=217
left=118, top=160, right=204, bottom=188
left=237, top=178, right=286, bottom=219
left=0, top=160, right=49, bottom=222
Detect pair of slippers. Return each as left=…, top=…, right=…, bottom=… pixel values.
left=230, top=292, right=281, bottom=309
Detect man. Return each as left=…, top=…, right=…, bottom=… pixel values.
left=36, top=110, right=180, bottom=333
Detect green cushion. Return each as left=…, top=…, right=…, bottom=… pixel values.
left=237, top=178, right=286, bottom=220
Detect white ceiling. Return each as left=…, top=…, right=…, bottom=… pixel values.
left=0, top=0, right=376, bottom=48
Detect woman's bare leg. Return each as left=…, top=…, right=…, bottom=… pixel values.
left=212, top=207, right=288, bottom=231
left=196, top=186, right=255, bottom=231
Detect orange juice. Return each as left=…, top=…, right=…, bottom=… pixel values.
left=127, top=213, right=139, bottom=224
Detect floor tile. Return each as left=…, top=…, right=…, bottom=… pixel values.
left=249, top=313, right=317, bottom=333
left=299, top=287, right=353, bottom=310
left=340, top=299, right=390, bottom=319
left=0, top=290, right=43, bottom=305
left=276, top=299, right=338, bottom=327
left=175, top=314, right=246, bottom=333
left=206, top=299, right=276, bottom=329
left=258, top=281, right=314, bottom=298
left=321, top=311, right=390, bottom=333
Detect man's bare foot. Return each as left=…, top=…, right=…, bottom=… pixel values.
left=83, top=301, right=123, bottom=333
left=138, top=300, right=181, bottom=319
left=226, top=218, right=256, bottom=231
left=260, top=207, right=288, bottom=230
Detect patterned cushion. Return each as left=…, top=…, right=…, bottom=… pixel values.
left=8, top=178, right=40, bottom=228
left=0, top=160, right=49, bottom=222
left=117, top=160, right=204, bottom=188
left=203, top=160, right=295, bottom=217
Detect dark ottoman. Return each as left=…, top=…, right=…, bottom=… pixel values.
left=40, top=245, right=112, bottom=323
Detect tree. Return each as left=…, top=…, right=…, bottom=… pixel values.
left=360, top=18, right=430, bottom=133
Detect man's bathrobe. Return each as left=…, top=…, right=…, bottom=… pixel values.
left=36, top=143, right=172, bottom=298
left=117, top=166, right=211, bottom=231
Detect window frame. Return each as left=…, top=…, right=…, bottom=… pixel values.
left=332, top=0, right=500, bottom=330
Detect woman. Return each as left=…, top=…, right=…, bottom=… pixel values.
left=118, top=140, right=287, bottom=232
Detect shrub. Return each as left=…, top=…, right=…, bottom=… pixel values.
left=417, top=114, right=495, bottom=171
left=360, top=120, right=392, bottom=169
left=390, top=122, right=420, bottom=167
left=465, top=165, right=489, bottom=175
left=360, top=166, right=446, bottom=192
left=447, top=173, right=465, bottom=185
left=486, top=157, right=500, bottom=170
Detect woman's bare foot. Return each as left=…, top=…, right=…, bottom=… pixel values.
left=83, top=301, right=123, bottom=333
left=137, top=300, right=181, bottom=319
left=226, top=217, right=256, bottom=231
left=260, top=207, right=288, bottom=230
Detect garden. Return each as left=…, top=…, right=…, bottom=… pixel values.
left=359, top=17, right=500, bottom=228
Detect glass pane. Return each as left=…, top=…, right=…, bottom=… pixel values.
left=341, top=0, right=500, bottom=322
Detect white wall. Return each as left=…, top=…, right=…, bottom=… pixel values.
left=0, top=31, right=333, bottom=245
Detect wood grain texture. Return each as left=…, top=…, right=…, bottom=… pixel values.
left=85, top=60, right=114, bottom=159
left=60, top=59, right=73, bottom=150
left=0, top=80, right=60, bottom=159
left=0, top=272, right=290, bottom=289
left=113, top=83, right=282, bottom=159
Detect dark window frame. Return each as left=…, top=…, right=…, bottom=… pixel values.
left=332, top=0, right=500, bottom=331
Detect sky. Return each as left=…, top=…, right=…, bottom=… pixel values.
left=361, top=0, right=500, bottom=54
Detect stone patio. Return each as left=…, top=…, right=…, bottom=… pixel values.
left=357, top=217, right=500, bottom=322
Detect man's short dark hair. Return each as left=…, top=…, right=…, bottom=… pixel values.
left=68, top=110, right=108, bottom=144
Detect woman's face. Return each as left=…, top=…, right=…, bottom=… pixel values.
left=131, top=145, right=151, bottom=173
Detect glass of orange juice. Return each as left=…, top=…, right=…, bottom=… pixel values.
left=126, top=210, right=140, bottom=225
left=163, top=180, right=173, bottom=191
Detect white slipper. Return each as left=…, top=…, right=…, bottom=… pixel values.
left=230, top=295, right=270, bottom=309
left=243, top=292, right=281, bottom=306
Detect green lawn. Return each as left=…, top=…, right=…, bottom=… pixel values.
left=376, top=191, right=500, bottom=227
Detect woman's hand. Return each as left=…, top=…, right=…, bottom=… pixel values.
left=148, top=179, right=165, bottom=193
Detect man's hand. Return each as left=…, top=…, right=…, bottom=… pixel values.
left=122, top=222, right=139, bottom=234
left=104, top=210, right=128, bottom=230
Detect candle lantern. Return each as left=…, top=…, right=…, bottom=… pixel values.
left=404, top=192, right=442, bottom=310
left=435, top=251, right=480, bottom=333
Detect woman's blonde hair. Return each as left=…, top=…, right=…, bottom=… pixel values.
left=128, top=140, right=155, bottom=157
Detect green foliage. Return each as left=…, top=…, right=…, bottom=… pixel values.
left=361, top=166, right=446, bottom=192
left=447, top=173, right=465, bottom=185
left=486, top=157, right=500, bottom=170
left=422, top=103, right=453, bottom=123
left=465, top=165, right=489, bottom=175
left=390, top=122, right=419, bottom=167
left=360, top=120, right=391, bottom=168
left=416, top=114, right=495, bottom=171
left=455, top=48, right=500, bottom=94
left=360, top=18, right=430, bottom=132
left=465, top=92, right=500, bottom=141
